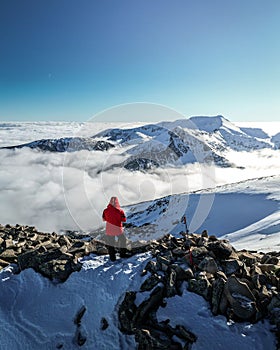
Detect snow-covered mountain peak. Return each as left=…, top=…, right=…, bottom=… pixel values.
left=187, top=115, right=247, bottom=136
left=188, top=115, right=228, bottom=132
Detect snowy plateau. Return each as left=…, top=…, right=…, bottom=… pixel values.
left=0, top=115, right=280, bottom=350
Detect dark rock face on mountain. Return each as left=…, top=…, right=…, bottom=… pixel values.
left=1, top=138, right=115, bottom=152
left=124, top=158, right=160, bottom=171
left=272, top=133, right=280, bottom=150
left=168, top=130, right=190, bottom=158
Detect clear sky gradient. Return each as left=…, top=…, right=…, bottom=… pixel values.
left=0, top=0, right=279, bottom=122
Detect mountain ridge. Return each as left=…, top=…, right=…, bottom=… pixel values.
left=2, top=116, right=276, bottom=171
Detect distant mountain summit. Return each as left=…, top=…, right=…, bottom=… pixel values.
left=94, top=115, right=274, bottom=169
left=183, top=115, right=272, bottom=150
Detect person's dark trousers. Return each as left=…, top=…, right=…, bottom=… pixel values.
left=106, top=234, right=127, bottom=260
left=106, top=235, right=117, bottom=261
left=118, top=234, right=127, bottom=258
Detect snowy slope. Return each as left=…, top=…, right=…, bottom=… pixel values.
left=0, top=253, right=276, bottom=350
left=157, top=288, right=275, bottom=350
left=0, top=254, right=150, bottom=350
left=159, top=116, right=273, bottom=150
left=124, top=175, right=280, bottom=253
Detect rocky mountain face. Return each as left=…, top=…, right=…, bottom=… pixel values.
left=95, top=119, right=235, bottom=168
left=1, top=137, right=114, bottom=152
left=1, top=223, right=280, bottom=349
left=272, top=133, right=280, bottom=150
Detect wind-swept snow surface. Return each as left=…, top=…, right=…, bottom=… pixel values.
left=157, top=288, right=275, bottom=350
left=0, top=254, right=150, bottom=350
left=0, top=252, right=276, bottom=350
left=125, top=175, right=280, bottom=253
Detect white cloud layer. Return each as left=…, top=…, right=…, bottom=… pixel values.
left=0, top=142, right=280, bottom=233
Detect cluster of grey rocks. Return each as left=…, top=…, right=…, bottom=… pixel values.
left=0, top=223, right=108, bottom=281
left=119, top=231, right=280, bottom=349
left=1, top=224, right=280, bottom=349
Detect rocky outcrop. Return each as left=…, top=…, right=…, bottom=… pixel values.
left=1, top=223, right=280, bottom=348
left=1, top=137, right=115, bottom=152
left=119, top=287, right=197, bottom=350
left=0, top=224, right=109, bottom=281
left=124, top=158, right=159, bottom=171
left=118, top=232, right=280, bottom=349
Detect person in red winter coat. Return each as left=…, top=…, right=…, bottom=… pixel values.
left=102, top=196, right=127, bottom=261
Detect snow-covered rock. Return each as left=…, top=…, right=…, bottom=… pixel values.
left=1, top=137, right=114, bottom=152
left=272, top=133, right=280, bottom=149
left=240, top=127, right=270, bottom=139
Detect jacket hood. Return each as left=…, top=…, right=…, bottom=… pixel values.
left=109, top=196, right=121, bottom=209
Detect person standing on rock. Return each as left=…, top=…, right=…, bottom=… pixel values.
left=102, top=196, right=127, bottom=261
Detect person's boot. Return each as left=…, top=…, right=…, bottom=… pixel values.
left=108, top=246, right=116, bottom=261
left=119, top=248, right=128, bottom=258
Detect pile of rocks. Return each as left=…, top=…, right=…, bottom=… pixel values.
left=0, top=224, right=108, bottom=281
left=118, top=231, right=280, bottom=349
left=1, top=223, right=280, bottom=348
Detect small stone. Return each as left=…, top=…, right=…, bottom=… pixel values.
left=4, top=239, right=14, bottom=249
left=198, top=256, right=218, bottom=274
left=0, top=258, right=10, bottom=268
left=140, top=274, right=162, bottom=292
left=223, top=259, right=243, bottom=275
left=258, top=264, right=276, bottom=273
left=0, top=249, right=17, bottom=262
left=201, top=230, right=208, bottom=238
left=100, top=317, right=109, bottom=331
left=188, top=276, right=211, bottom=300
left=238, top=251, right=257, bottom=266
left=74, top=306, right=87, bottom=326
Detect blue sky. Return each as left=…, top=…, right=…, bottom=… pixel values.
left=0, top=0, right=279, bottom=122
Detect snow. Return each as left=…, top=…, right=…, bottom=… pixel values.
left=240, top=127, right=269, bottom=139
left=1, top=253, right=276, bottom=350
left=189, top=115, right=237, bottom=133
left=236, top=122, right=280, bottom=137
left=157, top=288, right=275, bottom=350
left=125, top=175, right=280, bottom=252
left=0, top=254, right=151, bottom=350
left=272, top=133, right=280, bottom=149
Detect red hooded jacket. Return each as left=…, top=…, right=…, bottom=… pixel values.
left=103, top=197, right=126, bottom=236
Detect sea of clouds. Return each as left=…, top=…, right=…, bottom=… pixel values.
left=0, top=121, right=280, bottom=233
